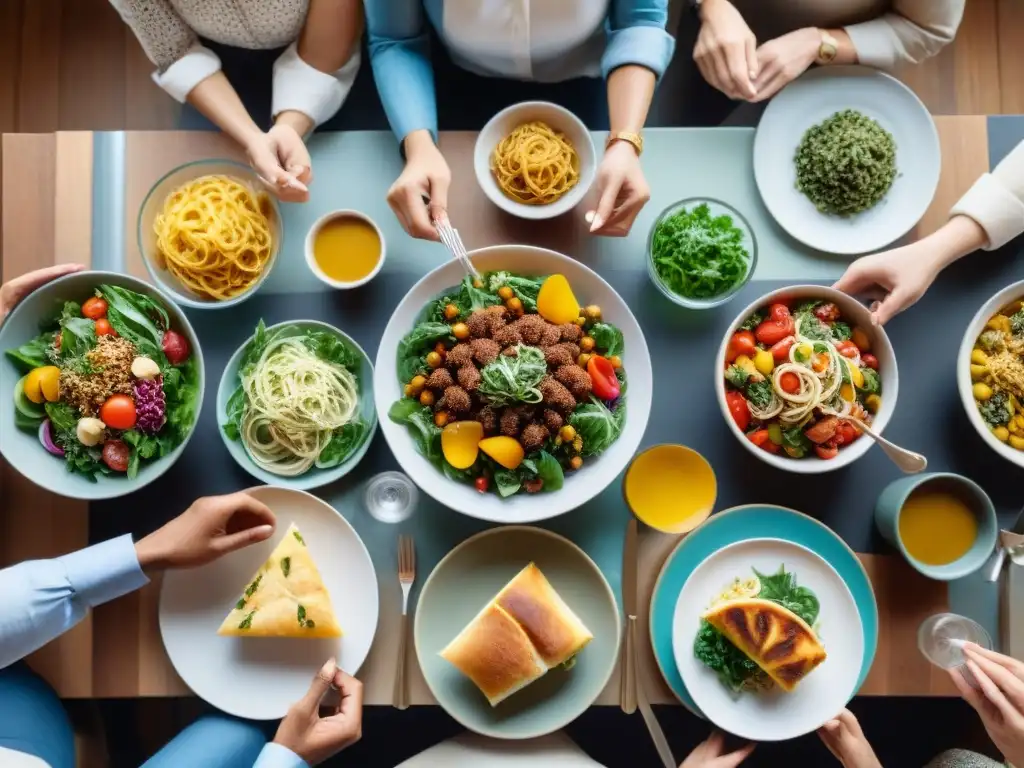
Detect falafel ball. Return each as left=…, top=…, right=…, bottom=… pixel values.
left=540, top=324, right=562, bottom=346
left=492, top=324, right=522, bottom=348
left=499, top=408, right=521, bottom=437
left=457, top=364, right=482, bottom=391
left=485, top=304, right=509, bottom=324
left=521, top=423, right=550, bottom=453
left=470, top=338, right=500, bottom=366
left=543, top=409, right=564, bottom=432
left=466, top=310, right=492, bottom=339
left=539, top=376, right=576, bottom=412
left=559, top=323, right=583, bottom=342
left=515, top=315, right=548, bottom=345
left=478, top=406, right=499, bottom=435
left=543, top=342, right=580, bottom=369
left=555, top=364, right=592, bottom=401
left=443, top=385, right=472, bottom=413
left=426, top=368, right=454, bottom=391
left=446, top=342, right=474, bottom=368
left=502, top=346, right=519, bottom=357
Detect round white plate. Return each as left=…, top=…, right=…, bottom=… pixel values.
left=753, top=65, right=940, bottom=255
left=159, top=486, right=379, bottom=720
left=673, top=538, right=863, bottom=742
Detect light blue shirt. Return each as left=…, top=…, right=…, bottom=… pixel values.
left=0, top=535, right=307, bottom=768
left=365, top=0, right=675, bottom=142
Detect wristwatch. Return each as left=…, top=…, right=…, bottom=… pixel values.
left=817, top=30, right=839, bottom=64
left=606, top=131, right=644, bottom=156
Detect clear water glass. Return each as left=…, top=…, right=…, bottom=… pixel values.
left=918, top=612, right=992, bottom=687
left=364, top=471, right=418, bottom=524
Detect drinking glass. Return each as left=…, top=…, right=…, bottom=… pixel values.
left=364, top=471, right=418, bottom=524
left=918, top=612, right=992, bottom=687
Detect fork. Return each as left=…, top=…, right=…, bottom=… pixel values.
left=393, top=535, right=416, bottom=710
left=433, top=213, right=481, bottom=281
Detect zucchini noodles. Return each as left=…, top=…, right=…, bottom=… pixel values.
left=239, top=336, right=359, bottom=476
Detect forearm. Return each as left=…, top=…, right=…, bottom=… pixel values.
left=186, top=72, right=262, bottom=150
left=920, top=215, right=988, bottom=271
left=821, top=29, right=858, bottom=65
left=607, top=65, right=656, bottom=135
left=298, top=0, right=363, bottom=73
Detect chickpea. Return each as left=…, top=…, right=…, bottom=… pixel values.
left=971, top=364, right=989, bottom=381
left=864, top=394, right=882, bottom=414
left=434, top=411, right=449, bottom=427
left=426, top=351, right=443, bottom=369
left=1010, top=421, right=1020, bottom=435
left=1015, top=414, right=1024, bottom=430
left=404, top=384, right=416, bottom=398
left=607, top=355, right=622, bottom=369
left=559, top=425, right=577, bottom=442
left=1010, top=435, right=1024, bottom=451
left=577, top=353, right=592, bottom=367
left=554, top=436, right=563, bottom=447
left=994, top=426, right=1010, bottom=442
left=971, top=349, right=989, bottom=365
left=583, top=305, right=602, bottom=321
left=473, top=278, right=484, bottom=289
left=419, top=390, right=435, bottom=407
left=572, top=436, right=584, bottom=453
left=507, top=296, right=524, bottom=313
left=410, top=375, right=427, bottom=394
left=569, top=456, right=583, bottom=470
left=580, top=336, right=596, bottom=353
left=973, top=382, right=993, bottom=401
left=574, top=316, right=587, bottom=327
left=452, top=322, right=470, bottom=340
left=434, top=341, right=448, bottom=356
left=443, top=304, right=459, bottom=321
left=498, top=286, right=514, bottom=301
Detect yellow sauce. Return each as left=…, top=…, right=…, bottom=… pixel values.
left=898, top=488, right=978, bottom=565
left=624, top=445, right=716, bottom=533
left=312, top=215, right=381, bottom=284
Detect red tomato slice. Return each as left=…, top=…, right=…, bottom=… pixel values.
left=861, top=353, right=879, bottom=370
left=779, top=371, right=801, bottom=394
left=747, top=429, right=780, bottom=453
left=770, top=336, right=795, bottom=362
left=726, top=391, right=751, bottom=432
left=835, top=341, right=860, bottom=359
left=815, top=443, right=839, bottom=460
left=755, top=318, right=794, bottom=347
left=726, top=330, right=756, bottom=363
left=587, top=356, right=621, bottom=400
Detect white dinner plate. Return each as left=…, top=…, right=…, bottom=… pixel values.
left=159, top=486, right=379, bottom=720
left=753, top=65, right=940, bottom=255
left=673, top=538, right=863, bottom=742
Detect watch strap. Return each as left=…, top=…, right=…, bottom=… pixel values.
left=606, top=131, right=644, bottom=156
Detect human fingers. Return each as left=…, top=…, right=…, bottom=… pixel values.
left=966, top=647, right=1024, bottom=714
left=693, top=43, right=720, bottom=95
left=294, top=658, right=339, bottom=714
left=725, top=38, right=757, bottom=99
left=950, top=666, right=1000, bottom=723
left=426, top=170, right=451, bottom=224
left=965, top=644, right=1024, bottom=683
left=749, top=67, right=788, bottom=103
left=832, top=260, right=885, bottom=297
left=817, top=720, right=844, bottom=761
left=870, top=287, right=912, bottom=327
left=709, top=46, right=740, bottom=99
left=593, top=190, right=645, bottom=237
left=401, top=185, right=438, bottom=241
left=8, top=263, right=87, bottom=294
left=967, top=658, right=1023, bottom=726
left=587, top=168, right=623, bottom=234
left=333, top=669, right=364, bottom=719
left=210, top=493, right=276, bottom=554
left=835, top=708, right=864, bottom=737
left=712, top=743, right=755, bottom=767
left=745, top=36, right=759, bottom=82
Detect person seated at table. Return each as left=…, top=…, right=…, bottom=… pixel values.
left=108, top=0, right=363, bottom=202
left=834, top=139, right=1024, bottom=326
left=364, top=0, right=675, bottom=241
left=690, top=0, right=964, bottom=104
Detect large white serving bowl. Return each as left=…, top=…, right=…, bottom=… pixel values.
left=716, top=285, right=898, bottom=474
left=673, top=538, right=863, bottom=742
left=375, top=245, right=653, bottom=523
left=958, top=280, right=1024, bottom=468
left=754, top=66, right=940, bottom=255
left=474, top=101, right=597, bottom=220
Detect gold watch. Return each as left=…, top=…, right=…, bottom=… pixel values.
left=817, top=31, right=838, bottom=64
left=606, top=131, right=643, bottom=156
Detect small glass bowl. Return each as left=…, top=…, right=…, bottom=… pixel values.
left=645, top=196, right=758, bottom=310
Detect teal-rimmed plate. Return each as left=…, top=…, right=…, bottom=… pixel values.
left=650, top=504, right=878, bottom=715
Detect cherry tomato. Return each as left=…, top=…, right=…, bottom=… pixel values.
left=814, top=303, right=840, bottom=323
left=861, top=353, right=879, bottom=370
left=835, top=422, right=860, bottom=446
left=82, top=296, right=108, bottom=320
left=726, top=330, right=756, bottom=363
left=101, top=440, right=130, bottom=472
left=835, top=341, right=860, bottom=359
left=779, top=371, right=801, bottom=394
left=851, top=327, right=872, bottom=352
left=755, top=317, right=794, bottom=347
left=768, top=303, right=791, bottom=322
left=53, top=332, right=62, bottom=351
left=587, top=355, right=621, bottom=401
left=770, top=336, right=795, bottom=363
left=162, top=330, right=190, bottom=365
left=726, top=391, right=751, bottom=432
left=811, top=353, right=830, bottom=373
left=99, top=394, right=137, bottom=430
left=747, top=429, right=780, bottom=453
left=815, top=443, right=839, bottom=460
left=474, top=476, right=489, bottom=494
left=95, top=318, right=117, bottom=336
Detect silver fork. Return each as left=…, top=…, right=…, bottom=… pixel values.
left=433, top=213, right=481, bottom=281
left=393, top=535, right=416, bottom=710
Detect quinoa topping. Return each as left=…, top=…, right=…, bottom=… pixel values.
left=59, top=336, right=136, bottom=416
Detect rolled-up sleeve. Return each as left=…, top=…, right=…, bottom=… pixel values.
left=272, top=43, right=361, bottom=128
left=601, top=0, right=675, bottom=81
left=844, top=0, right=964, bottom=71
left=951, top=140, right=1024, bottom=251
left=252, top=743, right=309, bottom=768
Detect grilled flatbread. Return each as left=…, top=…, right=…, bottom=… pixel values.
left=703, top=598, right=825, bottom=692
left=218, top=523, right=342, bottom=638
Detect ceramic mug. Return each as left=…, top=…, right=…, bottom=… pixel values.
left=874, top=472, right=998, bottom=581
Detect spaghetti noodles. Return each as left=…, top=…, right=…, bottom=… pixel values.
left=491, top=121, right=580, bottom=205
left=153, top=175, right=275, bottom=301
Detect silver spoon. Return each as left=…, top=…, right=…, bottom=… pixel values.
left=843, top=414, right=927, bottom=473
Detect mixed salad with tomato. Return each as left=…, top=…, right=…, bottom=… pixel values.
left=5, top=285, right=200, bottom=480
left=723, top=298, right=881, bottom=460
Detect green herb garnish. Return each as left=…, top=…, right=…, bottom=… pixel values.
left=281, top=557, right=291, bottom=578
left=745, top=380, right=773, bottom=410
left=738, top=311, right=764, bottom=332
left=293, top=530, right=305, bottom=545
left=245, top=574, right=262, bottom=598
left=238, top=610, right=256, bottom=630
left=477, top=344, right=547, bottom=406
left=980, top=391, right=1012, bottom=427
left=297, top=605, right=315, bottom=629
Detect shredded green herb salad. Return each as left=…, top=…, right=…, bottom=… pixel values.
left=389, top=271, right=627, bottom=498
left=795, top=109, right=897, bottom=216
left=694, top=565, right=821, bottom=693
left=649, top=202, right=752, bottom=301
left=5, top=284, right=200, bottom=480
left=222, top=321, right=372, bottom=477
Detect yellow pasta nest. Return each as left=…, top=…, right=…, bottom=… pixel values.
left=491, top=121, right=580, bottom=205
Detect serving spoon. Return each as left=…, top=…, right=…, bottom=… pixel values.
left=842, top=413, right=928, bottom=474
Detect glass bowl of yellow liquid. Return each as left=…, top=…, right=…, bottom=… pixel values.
left=623, top=444, right=717, bottom=534
left=874, top=473, right=998, bottom=580
left=305, top=210, right=385, bottom=289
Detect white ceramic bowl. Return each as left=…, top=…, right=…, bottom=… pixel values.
left=474, top=101, right=597, bottom=220
left=137, top=159, right=282, bottom=309
left=715, top=285, right=898, bottom=474
left=304, top=209, right=386, bottom=290
left=958, top=280, right=1024, bottom=467
left=374, top=245, right=653, bottom=524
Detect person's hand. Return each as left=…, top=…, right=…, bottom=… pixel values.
left=0, top=264, right=86, bottom=323
left=246, top=123, right=312, bottom=203
left=693, top=0, right=758, bottom=100
left=388, top=129, right=450, bottom=241
left=586, top=141, right=650, bottom=237
left=680, top=732, right=754, bottom=767
left=273, top=658, right=364, bottom=766
left=951, top=643, right=1024, bottom=767
left=134, top=492, right=276, bottom=571
left=817, top=709, right=882, bottom=768
left=750, top=28, right=821, bottom=103
left=833, top=241, right=943, bottom=326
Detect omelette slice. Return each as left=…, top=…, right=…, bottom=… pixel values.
left=218, top=523, right=342, bottom=638
left=702, top=598, right=826, bottom=692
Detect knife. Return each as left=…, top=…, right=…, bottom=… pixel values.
left=633, top=617, right=677, bottom=768
left=620, top=517, right=638, bottom=714
left=986, top=503, right=1024, bottom=582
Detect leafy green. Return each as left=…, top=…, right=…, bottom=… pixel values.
left=240, top=320, right=270, bottom=375
left=724, top=365, right=751, bottom=390
left=535, top=450, right=564, bottom=491
left=494, top=470, right=521, bottom=498
left=739, top=311, right=765, bottom=332
left=388, top=400, right=443, bottom=464
left=745, top=380, right=773, bottom=410
left=795, top=311, right=832, bottom=342
left=316, top=421, right=368, bottom=468
left=569, top=397, right=626, bottom=456
left=486, top=272, right=543, bottom=312
left=980, top=391, right=1012, bottom=427
left=223, top=386, right=246, bottom=442
left=5, top=331, right=56, bottom=373
left=458, top=275, right=502, bottom=313
left=162, top=356, right=200, bottom=444
left=831, top=321, right=852, bottom=342
left=1012, top=309, right=1024, bottom=338
left=754, top=566, right=820, bottom=624
left=122, top=427, right=175, bottom=479
left=782, top=426, right=812, bottom=459
left=397, top=321, right=454, bottom=381
left=858, top=367, right=881, bottom=395
left=45, top=401, right=78, bottom=432
left=477, top=344, right=547, bottom=406
left=43, top=402, right=104, bottom=480
left=58, top=316, right=96, bottom=360
left=302, top=330, right=362, bottom=375
left=650, top=203, right=751, bottom=300
left=96, top=284, right=169, bottom=359
left=694, top=620, right=762, bottom=692
left=589, top=323, right=624, bottom=357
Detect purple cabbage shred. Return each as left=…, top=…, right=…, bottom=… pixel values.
left=134, top=377, right=166, bottom=434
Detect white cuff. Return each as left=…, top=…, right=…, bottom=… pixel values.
left=844, top=19, right=899, bottom=71
left=272, top=43, right=360, bottom=128
left=152, top=42, right=222, bottom=102
left=951, top=173, right=1024, bottom=251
